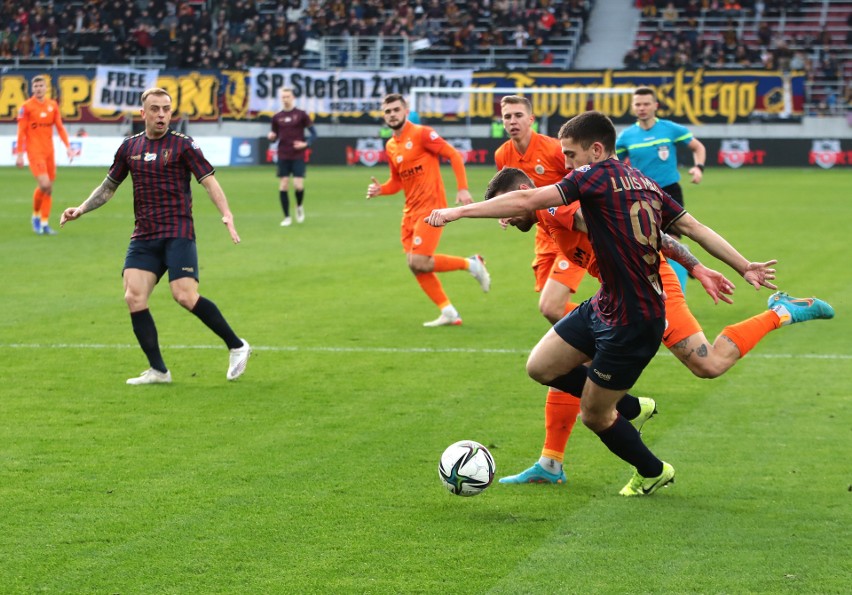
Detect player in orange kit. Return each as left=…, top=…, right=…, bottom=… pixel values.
left=494, top=95, right=587, bottom=483
left=366, top=93, right=490, bottom=327
left=16, top=75, right=75, bottom=235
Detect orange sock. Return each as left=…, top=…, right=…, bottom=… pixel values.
left=40, top=191, right=52, bottom=223
left=720, top=311, right=781, bottom=358
left=432, top=254, right=468, bottom=272
left=32, top=188, right=44, bottom=216
left=415, top=272, right=450, bottom=308
left=541, top=388, right=582, bottom=463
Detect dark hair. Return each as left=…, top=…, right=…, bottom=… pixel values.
left=382, top=93, right=407, bottom=107
left=484, top=167, right=534, bottom=200
left=633, top=86, right=657, bottom=101
left=557, top=111, right=616, bottom=154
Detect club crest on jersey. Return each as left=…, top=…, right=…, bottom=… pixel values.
left=657, top=145, right=670, bottom=161
left=396, top=155, right=403, bottom=163
left=144, top=152, right=157, bottom=162
left=405, top=141, right=413, bottom=150
left=535, top=164, right=545, bottom=175
left=577, top=164, right=591, bottom=172
left=162, top=149, right=171, bottom=164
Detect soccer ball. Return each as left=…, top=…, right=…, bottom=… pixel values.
left=438, top=440, right=496, bottom=497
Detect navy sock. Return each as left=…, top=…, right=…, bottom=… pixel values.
left=130, top=309, right=167, bottom=373
left=295, top=189, right=304, bottom=207
left=190, top=296, right=242, bottom=349
left=596, top=414, right=663, bottom=478
left=548, top=365, right=642, bottom=419
left=279, top=190, right=290, bottom=217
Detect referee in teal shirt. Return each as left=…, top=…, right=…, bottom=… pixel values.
left=615, top=86, right=706, bottom=291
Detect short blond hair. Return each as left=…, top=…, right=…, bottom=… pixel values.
left=500, top=95, right=532, bottom=112
left=141, top=87, right=171, bottom=105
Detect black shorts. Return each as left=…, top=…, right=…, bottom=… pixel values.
left=277, top=158, right=307, bottom=178
left=123, top=238, right=199, bottom=282
left=661, top=182, right=684, bottom=207
left=553, top=300, right=665, bottom=391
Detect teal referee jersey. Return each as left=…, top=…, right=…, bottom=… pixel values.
left=615, top=118, right=693, bottom=187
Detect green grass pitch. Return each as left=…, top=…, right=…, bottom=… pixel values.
left=1, top=164, right=849, bottom=593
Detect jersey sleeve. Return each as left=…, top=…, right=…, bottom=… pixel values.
left=670, top=121, right=694, bottom=145
left=555, top=169, right=583, bottom=205
left=182, top=136, right=215, bottom=182
left=53, top=102, right=70, bottom=149
left=107, top=140, right=130, bottom=185
left=15, top=104, right=28, bottom=154
left=660, top=189, right=687, bottom=232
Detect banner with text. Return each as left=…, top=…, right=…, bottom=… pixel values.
left=92, top=66, right=161, bottom=112
left=0, top=69, right=804, bottom=125
left=247, top=67, right=474, bottom=117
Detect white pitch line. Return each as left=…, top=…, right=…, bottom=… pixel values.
left=2, top=343, right=851, bottom=359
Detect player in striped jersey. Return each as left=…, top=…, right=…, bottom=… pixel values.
left=60, top=88, right=251, bottom=385
left=426, top=111, right=778, bottom=496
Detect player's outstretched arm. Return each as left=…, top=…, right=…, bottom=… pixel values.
left=60, top=177, right=119, bottom=226
left=670, top=213, right=777, bottom=290
left=426, top=185, right=560, bottom=227
left=200, top=175, right=240, bottom=244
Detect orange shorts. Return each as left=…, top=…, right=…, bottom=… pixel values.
left=660, top=258, right=703, bottom=348
left=27, top=152, right=56, bottom=180
left=532, top=250, right=587, bottom=293
left=401, top=211, right=443, bottom=256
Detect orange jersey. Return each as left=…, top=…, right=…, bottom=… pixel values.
left=380, top=121, right=467, bottom=215
left=495, top=132, right=570, bottom=262
left=536, top=203, right=598, bottom=279
left=16, top=96, right=69, bottom=157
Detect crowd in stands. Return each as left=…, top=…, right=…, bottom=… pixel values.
left=0, top=0, right=591, bottom=69
left=625, top=0, right=850, bottom=114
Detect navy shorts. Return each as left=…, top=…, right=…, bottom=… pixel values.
left=661, top=182, right=684, bottom=207
left=553, top=300, right=665, bottom=391
left=277, top=158, right=307, bottom=178
left=123, top=238, right=199, bottom=282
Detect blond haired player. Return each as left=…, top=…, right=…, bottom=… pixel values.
left=16, top=75, right=75, bottom=235
left=366, top=93, right=491, bottom=327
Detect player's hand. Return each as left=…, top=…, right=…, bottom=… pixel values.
left=688, top=166, right=703, bottom=184
left=15, top=154, right=24, bottom=168
left=267, top=132, right=277, bottom=141
left=498, top=217, right=510, bottom=230
left=294, top=140, right=307, bottom=150
left=743, top=260, right=778, bottom=291
left=60, top=207, right=83, bottom=227
left=455, top=189, right=473, bottom=205
left=222, top=214, right=240, bottom=244
left=425, top=208, right=459, bottom=227
left=66, top=146, right=75, bottom=163
left=691, top=263, right=735, bottom=305
left=366, top=176, right=382, bottom=199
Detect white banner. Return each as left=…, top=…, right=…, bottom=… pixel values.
left=3, top=136, right=233, bottom=167
left=248, top=68, right=474, bottom=116
left=92, top=66, right=160, bottom=112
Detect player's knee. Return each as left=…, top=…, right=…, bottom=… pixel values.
left=124, top=290, right=146, bottom=311
left=525, top=359, right=552, bottom=385
left=538, top=301, right=563, bottom=325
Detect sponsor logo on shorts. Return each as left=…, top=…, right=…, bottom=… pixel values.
left=181, top=267, right=195, bottom=272
left=413, top=236, right=422, bottom=246
left=592, top=368, right=612, bottom=382
left=557, top=260, right=570, bottom=270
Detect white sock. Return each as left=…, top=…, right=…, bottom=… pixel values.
left=441, top=305, right=459, bottom=318
left=538, top=456, right=562, bottom=474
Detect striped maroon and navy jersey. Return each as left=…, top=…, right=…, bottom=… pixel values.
left=555, top=158, right=686, bottom=325
left=271, top=108, right=313, bottom=160
left=107, top=129, right=215, bottom=240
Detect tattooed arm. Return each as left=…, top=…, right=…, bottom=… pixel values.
left=60, top=177, right=120, bottom=226
left=661, top=233, right=738, bottom=305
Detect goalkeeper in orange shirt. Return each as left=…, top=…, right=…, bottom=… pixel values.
left=16, top=75, right=75, bottom=235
